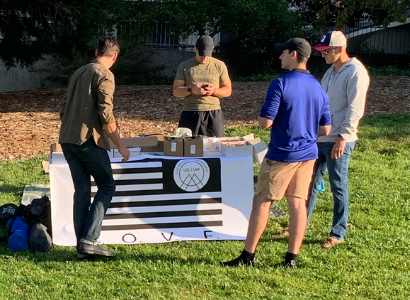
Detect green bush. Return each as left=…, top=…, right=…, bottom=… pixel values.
left=368, top=66, right=410, bottom=76
left=234, top=73, right=281, bottom=82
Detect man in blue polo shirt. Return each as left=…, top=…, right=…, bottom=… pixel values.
left=221, top=38, right=331, bottom=268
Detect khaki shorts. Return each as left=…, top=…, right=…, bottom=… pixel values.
left=255, top=158, right=315, bottom=201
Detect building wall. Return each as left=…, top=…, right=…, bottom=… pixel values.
left=0, top=59, right=64, bottom=93
left=153, top=49, right=195, bottom=78
left=365, top=26, right=410, bottom=54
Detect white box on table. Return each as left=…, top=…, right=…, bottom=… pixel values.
left=220, top=141, right=253, bottom=157
left=216, top=137, right=245, bottom=152
left=113, top=147, right=141, bottom=158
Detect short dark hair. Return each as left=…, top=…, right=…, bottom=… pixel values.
left=96, top=37, right=120, bottom=57
left=296, top=54, right=308, bottom=64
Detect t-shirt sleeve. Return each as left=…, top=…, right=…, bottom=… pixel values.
left=175, top=62, right=186, bottom=81
left=219, top=62, right=230, bottom=83
left=319, top=93, right=331, bottom=126
left=259, top=79, right=281, bottom=120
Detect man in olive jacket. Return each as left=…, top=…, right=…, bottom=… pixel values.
left=59, top=37, right=130, bottom=259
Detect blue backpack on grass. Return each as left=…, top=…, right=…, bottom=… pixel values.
left=6, top=216, right=30, bottom=251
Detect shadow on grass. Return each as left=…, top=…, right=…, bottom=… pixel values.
left=0, top=184, right=24, bottom=200
left=0, top=244, right=221, bottom=264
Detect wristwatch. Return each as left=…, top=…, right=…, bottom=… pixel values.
left=187, top=86, right=192, bottom=93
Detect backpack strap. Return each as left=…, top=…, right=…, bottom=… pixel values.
left=7, top=216, right=17, bottom=237
left=0, top=216, right=17, bottom=243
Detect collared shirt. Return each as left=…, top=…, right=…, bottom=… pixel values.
left=260, top=69, right=331, bottom=163
left=59, top=60, right=116, bottom=150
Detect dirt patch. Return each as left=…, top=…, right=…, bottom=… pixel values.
left=0, top=76, right=409, bottom=161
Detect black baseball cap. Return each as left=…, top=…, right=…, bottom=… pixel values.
left=195, top=35, right=214, bottom=57
left=275, top=38, right=311, bottom=58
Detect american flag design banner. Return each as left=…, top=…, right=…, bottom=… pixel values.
left=50, top=155, right=254, bottom=246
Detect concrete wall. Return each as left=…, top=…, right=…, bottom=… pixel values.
left=0, top=50, right=192, bottom=92
left=153, top=49, right=194, bottom=78
left=0, top=59, right=65, bottom=93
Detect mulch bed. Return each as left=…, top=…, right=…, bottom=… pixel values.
left=0, top=76, right=409, bottom=161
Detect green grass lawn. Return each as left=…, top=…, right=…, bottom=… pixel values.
left=0, top=114, right=409, bottom=300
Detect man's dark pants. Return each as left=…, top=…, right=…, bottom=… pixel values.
left=61, top=138, right=115, bottom=245
left=178, top=110, right=225, bottom=137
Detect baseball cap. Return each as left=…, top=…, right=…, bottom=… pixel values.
left=275, top=38, right=311, bottom=58
left=0, top=203, right=18, bottom=225
left=195, top=35, right=214, bottom=57
left=312, top=31, right=347, bottom=51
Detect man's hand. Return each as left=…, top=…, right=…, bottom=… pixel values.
left=191, top=83, right=207, bottom=95
left=203, top=83, right=216, bottom=96
left=331, top=136, right=346, bottom=159
left=118, top=146, right=130, bottom=162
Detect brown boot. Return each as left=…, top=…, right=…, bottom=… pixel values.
left=321, top=237, right=344, bottom=248
left=272, top=229, right=289, bottom=238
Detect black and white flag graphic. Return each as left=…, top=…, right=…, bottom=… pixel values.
left=98, top=158, right=223, bottom=232
left=50, top=155, right=254, bottom=246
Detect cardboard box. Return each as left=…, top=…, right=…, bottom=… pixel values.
left=50, top=142, right=113, bottom=161
left=50, top=142, right=62, bottom=153
left=50, top=152, right=67, bottom=164
left=42, top=161, right=49, bottom=174
left=111, top=135, right=164, bottom=153
left=246, top=138, right=268, bottom=164
left=243, top=134, right=268, bottom=164
left=215, top=137, right=244, bottom=152
left=49, top=142, right=67, bottom=164
left=183, top=136, right=203, bottom=157
left=139, top=132, right=164, bottom=152
left=109, top=136, right=157, bottom=148
left=220, top=141, right=253, bottom=157
left=164, top=137, right=184, bottom=156
left=113, top=147, right=141, bottom=158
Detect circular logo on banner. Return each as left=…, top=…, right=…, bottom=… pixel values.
left=174, top=159, right=210, bottom=192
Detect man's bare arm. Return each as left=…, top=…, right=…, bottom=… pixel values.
left=205, top=80, right=232, bottom=98
left=103, top=122, right=130, bottom=161
left=173, top=79, right=205, bottom=97
left=318, top=125, right=331, bottom=137
left=258, top=116, right=273, bottom=129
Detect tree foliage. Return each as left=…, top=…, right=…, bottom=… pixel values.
left=119, top=0, right=305, bottom=76
left=287, top=0, right=410, bottom=28
left=0, top=0, right=119, bottom=68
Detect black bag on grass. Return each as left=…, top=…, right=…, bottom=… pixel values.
left=23, top=196, right=53, bottom=252
left=29, top=223, right=52, bottom=252
left=1, top=197, right=52, bottom=252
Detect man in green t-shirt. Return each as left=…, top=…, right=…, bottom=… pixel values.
left=173, top=35, right=232, bottom=137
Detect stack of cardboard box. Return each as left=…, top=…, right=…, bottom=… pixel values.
left=46, top=132, right=267, bottom=174
left=164, top=136, right=203, bottom=157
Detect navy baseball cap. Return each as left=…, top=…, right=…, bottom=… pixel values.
left=195, top=35, right=214, bottom=56
left=313, top=31, right=347, bottom=51
left=275, top=38, right=311, bottom=58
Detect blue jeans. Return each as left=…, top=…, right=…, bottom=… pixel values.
left=61, top=138, right=115, bottom=245
left=307, top=141, right=355, bottom=240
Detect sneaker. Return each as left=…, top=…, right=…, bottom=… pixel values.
left=77, top=253, right=95, bottom=260
left=78, top=242, right=115, bottom=257
left=272, top=229, right=289, bottom=238
left=277, top=259, right=297, bottom=268
left=321, top=237, right=344, bottom=248
left=220, top=251, right=255, bottom=267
